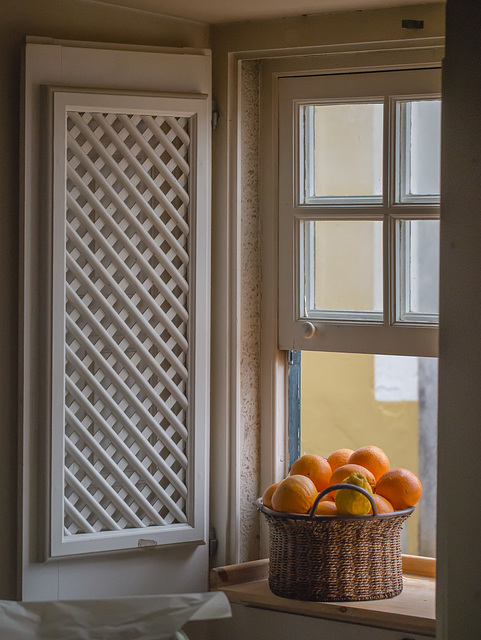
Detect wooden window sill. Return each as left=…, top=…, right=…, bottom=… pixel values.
left=210, top=555, right=435, bottom=637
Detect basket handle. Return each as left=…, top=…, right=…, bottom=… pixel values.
left=309, top=483, right=379, bottom=518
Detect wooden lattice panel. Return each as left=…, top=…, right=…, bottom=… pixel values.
left=63, top=110, right=191, bottom=536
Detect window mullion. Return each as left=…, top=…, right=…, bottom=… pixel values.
left=384, top=93, right=393, bottom=327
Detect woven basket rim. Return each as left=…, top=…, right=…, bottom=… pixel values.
left=254, top=497, right=414, bottom=521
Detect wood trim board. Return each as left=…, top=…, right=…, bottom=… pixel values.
left=210, top=556, right=436, bottom=636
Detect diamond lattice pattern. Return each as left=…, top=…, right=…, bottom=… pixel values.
left=63, top=111, right=191, bottom=535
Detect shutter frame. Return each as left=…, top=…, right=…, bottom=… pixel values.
left=44, top=87, right=210, bottom=557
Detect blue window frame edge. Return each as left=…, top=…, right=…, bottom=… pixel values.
left=287, top=350, right=301, bottom=469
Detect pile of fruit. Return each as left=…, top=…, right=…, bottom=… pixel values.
left=262, top=446, right=422, bottom=516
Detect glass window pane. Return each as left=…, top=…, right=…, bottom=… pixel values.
left=397, top=219, right=440, bottom=320
left=304, top=220, right=383, bottom=316
left=396, top=100, right=441, bottom=202
left=298, top=350, right=438, bottom=557
left=303, top=102, right=383, bottom=203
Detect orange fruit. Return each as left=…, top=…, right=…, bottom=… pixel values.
left=262, top=481, right=282, bottom=509
left=348, top=445, right=390, bottom=483
left=289, top=454, right=332, bottom=492
left=327, top=448, right=354, bottom=473
left=329, top=463, right=376, bottom=488
left=315, top=500, right=338, bottom=515
left=325, top=463, right=376, bottom=500
left=375, top=468, right=423, bottom=510
left=271, top=474, right=318, bottom=514
left=320, top=493, right=335, bottom=502
left=369, top=493, right=394, bottom=514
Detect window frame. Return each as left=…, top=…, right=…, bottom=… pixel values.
left=254, top=46, right=444, bottom=560
left=277, top=69, right=442, bottom=358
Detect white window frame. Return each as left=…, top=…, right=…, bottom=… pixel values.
left=277, top=69, right=441, bottom=358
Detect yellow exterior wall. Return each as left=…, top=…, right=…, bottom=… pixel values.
left=300, top=350, right=419, bottom=554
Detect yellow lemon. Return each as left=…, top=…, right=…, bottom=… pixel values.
left=335, top=472, right=373, bottom=515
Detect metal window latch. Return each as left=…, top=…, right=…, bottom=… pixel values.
left=209, top=527, right=218, bottom=557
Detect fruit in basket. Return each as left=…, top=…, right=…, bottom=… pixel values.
left=320, top=493, right=335, bottom=502
left=315, top=500, right=338, bottom=515
left=375, top=468, right=423, bottom=510
left=271, top=474, right=318, bottom=514
left=335, top=472, right=373, bottom=515
left=262, top=481, right=282, bottom=509
left=289, top=453, right=332, bottom=492
left=324, top=463, right=375, bottom=500
left=327, top=448, right=354, bottom=473
left=348, top=445, right=390, bottom=483
left=259, top=446, right=422, bottom=516
left=329, top=463, right=376, bottom=488
left=370, top=493, right=394, bottom=514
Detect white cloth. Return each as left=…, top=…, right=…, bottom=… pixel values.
left=0, top=591, right=231, bottom=639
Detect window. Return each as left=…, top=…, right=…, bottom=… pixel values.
left=280, top=67, right=441, bottom=556
left=278, top=68, right=441, bottom=356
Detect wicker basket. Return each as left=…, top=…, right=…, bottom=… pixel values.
left=256, top=483, right=414, bottom=602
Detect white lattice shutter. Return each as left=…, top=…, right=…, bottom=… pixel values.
left=48, top=89, right=210, bottom=557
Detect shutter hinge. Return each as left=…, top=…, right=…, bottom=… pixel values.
left=209, top=527, right=218, bottom=557
left=212, top=100, right=220, bottom=131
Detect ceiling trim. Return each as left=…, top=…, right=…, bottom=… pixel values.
left=77, top=0, right=209, bottom=26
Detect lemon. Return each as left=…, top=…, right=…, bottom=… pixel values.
left=335, top=472, right=373, bottom=515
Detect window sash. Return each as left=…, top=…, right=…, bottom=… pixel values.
left=278, top=68, right=441, bottom=357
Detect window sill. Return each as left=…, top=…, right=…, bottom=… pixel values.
left=210, top=555, right=435, bottom=637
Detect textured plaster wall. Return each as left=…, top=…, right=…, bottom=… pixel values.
left=239, top=60, right=262, bottom=562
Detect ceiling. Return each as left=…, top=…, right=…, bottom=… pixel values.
left=93, top=0, right=442, bottom=25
